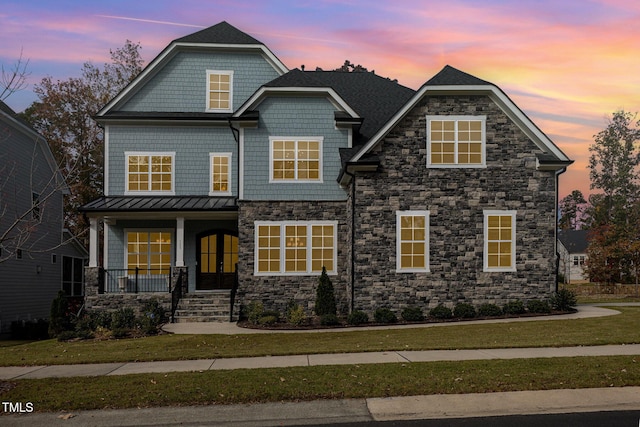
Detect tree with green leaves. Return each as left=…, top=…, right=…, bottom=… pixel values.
left=585, top=111, right=640, bottom=284
left=559, top=189, right=586, bottom=230
left=21, top=41, right=144, bottom=239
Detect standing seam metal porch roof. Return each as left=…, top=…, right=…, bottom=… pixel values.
left=80, top=196, right=238, bottom=213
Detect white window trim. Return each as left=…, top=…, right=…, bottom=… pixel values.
left=123, top=229, right=174, bottom=273
left=268, top=136, right=324, bottom=183
left=254, top=220, right=338, bottom=276
left=209, top=152, right=232, bottom=196
left=206, top=70, right=233, bottom=112
left=396, top=210, right=430, bottom=273
left=483, top=210, right=517, bottom=272
left=124, top=151, right=176, bottom=195
left=426, top=115, right=486, bottom=168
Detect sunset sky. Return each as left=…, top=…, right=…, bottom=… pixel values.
left=1, top=0, right=638, bottom=199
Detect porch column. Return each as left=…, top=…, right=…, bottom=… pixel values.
left=89, top=217, right=99, bottom=267
left=176, top=217, right=185, bottom=267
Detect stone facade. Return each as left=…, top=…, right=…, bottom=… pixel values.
left=83, top=266, right=185, bottom=317
left=236, top=200, right=349, bottom=316
left=349, top=95, right=558, bottom=313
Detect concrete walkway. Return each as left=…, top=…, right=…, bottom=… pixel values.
left=2, top=304, right=640, bottom=425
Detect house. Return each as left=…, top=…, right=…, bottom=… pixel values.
left=0, top=100, right=87, bottom=334
left=81, top=22, right=572, bottom=321
left=558, top=229, right=589, bottom=283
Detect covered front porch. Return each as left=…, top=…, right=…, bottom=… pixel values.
left=81, top=196, right=240, bottom=321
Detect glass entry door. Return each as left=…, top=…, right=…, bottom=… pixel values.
left=197, top=231, right=238, bottom=290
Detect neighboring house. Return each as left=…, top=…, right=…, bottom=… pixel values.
left=558, top=229, right=589, bottom=283
left=0, top=101, right=87, bottom=334
left=81, top=22, right=572, bottom=321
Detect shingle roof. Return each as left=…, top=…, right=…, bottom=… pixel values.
left=174, top=21, right=263, bottom=45
left=425, top=65, right=492, bottom=86
left=558, top=230, right=589, bottom=253
left=264, top=69, right=415, bottom=141
left=80, top=196, right=238, bottom=213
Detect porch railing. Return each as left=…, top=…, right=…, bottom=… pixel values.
left=103, top=268, right=173, bottom=293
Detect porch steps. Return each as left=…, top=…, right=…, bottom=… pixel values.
left=173, top=292, right=232, bottom=323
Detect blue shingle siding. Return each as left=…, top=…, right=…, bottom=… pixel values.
left=122, top=51, right=281, bottom=112
left=243, top=97, right=349, bottom=200
left=108, top=126, right=237, bottom=196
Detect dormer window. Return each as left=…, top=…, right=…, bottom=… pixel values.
left=206, top=70, right=233, bottom=112
left=427, top=116, right=486, bottom=167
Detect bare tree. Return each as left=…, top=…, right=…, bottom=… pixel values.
left=0, top=48, right=30, bottom=101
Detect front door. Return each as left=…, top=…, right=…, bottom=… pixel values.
left=196, top=231, right=238, bottom=290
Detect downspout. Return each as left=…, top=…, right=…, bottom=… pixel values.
left=228, top=119, right=240, bottom=199
left=344, top=168, right=356, bottom=312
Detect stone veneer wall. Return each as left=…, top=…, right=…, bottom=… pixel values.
left=236, top=200, right=349, bottom=317
left=83, top=266, right=184, bottom=317
left=350, top=94, right=558, bottom=314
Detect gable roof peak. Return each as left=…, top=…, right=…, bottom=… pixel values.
left=426, top=65, right=492, bottom=86
left=173, top=21, right=263, bottom=45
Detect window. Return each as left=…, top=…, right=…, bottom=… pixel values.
left=126, top=152, right=174, bottom=194
left=207, top=70, right=233, bottom=112
left=396, top=211, right=429, bottom=272
left=484, top=210, right=516, bottom=272
left=573, top=256, right=585, bottom=266
left=210, top=153, right=231, bottom=195
left=427, top=116, right=486, bottom=167
left=62, top=256, right=84, bottom=296
left=126, top=231, right=172, bottom=275
left=270, top=137, right=322, bottom=182
left=32, top=192, right=41, bottom=220
left=255, top=221, right=337, bottom=275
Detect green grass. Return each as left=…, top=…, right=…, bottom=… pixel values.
left=1, top=307, right=639, bottom=367
left=2, top=356, right=639, bottom=411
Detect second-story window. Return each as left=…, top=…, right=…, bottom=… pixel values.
left=206, top=70, right=233, bottom=112
left=270, top=137, right=322, bottom=182
left=126, top=152, right=175, bottom=194
left=210, top=153, right=231, bottom=195
left=427, top=116, right=486, bottom=167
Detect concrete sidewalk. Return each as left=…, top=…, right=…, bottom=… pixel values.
left=3, top=343, right=640, bottom=380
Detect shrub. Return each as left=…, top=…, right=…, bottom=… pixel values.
left=286, top=304, right=307, bottom=326
left=453, top=303, right=477, bottom=319
left=527, top=299, right=551, bottom=314
left=550, top=288, right=577, bottom=311
left=477, top=303, right=502, bottom=317
left=246, top=301, right=264, bottom=325
left=49, top=290, right=70, bottom=337
left=401, top=306, right=424, bottom=322
left=374, top=308, right=398, bottom=324
left=503, top=300, right=526, bottom=315
left=315, top=267, right=337, bottom=316
left=320, top=313, right=340, bottom=326
left=262, top=310, right=281, bottom=322
left=111, top=307, right=136, bottom=330
left=347, top=310, right=369, bottom=325
left=258, top=315, right=278, bottom=326
left=73, top=316, right=95, bottom=340
left=90, top=310, right=112, bottom=329
left=429, top=304, right=453, bottom=319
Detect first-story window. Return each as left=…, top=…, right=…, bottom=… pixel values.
left=255, top=221, right=337, bottom=275
left=62, top=256, right=84, bottom=296
left=396, top=211, right=430, bottom=272
left=210, top=153, right=231, bottom=195
left=126, top=231, right=172, bottom=275
left=484, top=210, right=516, bottom=272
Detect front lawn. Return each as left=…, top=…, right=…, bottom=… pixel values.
left=2, top=356, right=639, bottom=411
left=1, top=307, right=639, bottom=367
